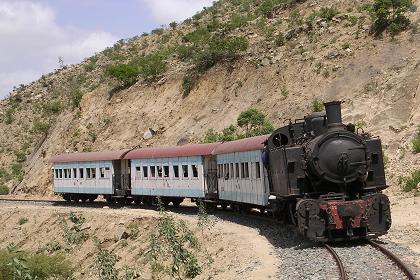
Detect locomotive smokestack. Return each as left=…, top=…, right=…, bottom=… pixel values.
left=324, top=101, right=343, bottom=127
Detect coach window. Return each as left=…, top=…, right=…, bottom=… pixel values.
left=182, top=165, right=189, bottom=178
left=64, top=169, right=68, bottom=179
left=241, top=162, right=249, bottom=178
left=235, top=163, right=239, bottom=178
left=192, top=165, right=198, bottom=178
left=230, top=163, right=234, bottom=180
left=143, top=166, right=148, bottom=178
left=79, top=168, right=84, bottom=179
left=173, top=165, right=179, bottom=178
left=157, top=166, right=163, bottom=178
left=100, top=167, right=106, bottom=179
left=92, top=168, right=96, bottom=178
left=217, top=165, right=221, bottom=178
left=150, top=166, right=156, bottom=178
left=135, top=166, right=141, bottom=178
left=163, top=166, right=169, bottom=178
left=255, top=162, right=261, bottom=179
left=72, top=168, right=77, bottom=179
left=54, top=169, right=58, bottom=179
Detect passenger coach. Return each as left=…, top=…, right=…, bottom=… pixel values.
left=50, top=135, right=271, bottom=210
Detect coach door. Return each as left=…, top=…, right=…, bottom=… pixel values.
left=203, top=156, right=218, bottom=199
left=112, top=159, right=131, bottom=195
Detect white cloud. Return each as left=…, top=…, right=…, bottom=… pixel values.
left=143, top=0, right=214, bottom=24
left=0, top=1, right=117, bottom=99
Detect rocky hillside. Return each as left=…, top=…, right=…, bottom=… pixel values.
left=0, top=0, right=419, bottom=196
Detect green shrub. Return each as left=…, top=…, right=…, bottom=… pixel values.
left=0, top=169, right=11, bottom=182
left=318, top=6, right=339, bottom=21
left=0, top=185, right=9, bottom=195
left=11, top=163, right=24, bottom=182
left=224, top=13, right=254, bottom=30
left=176, top=45, right=196, bottom=61
left=15, top=151, right=26, bottom=163
left=202, top=109, right=274, bottom=142
left=33, top=120, right=50, bottom=134
left=147, top=205, right=200, bottom=279
left=94, top=244, right=118, bottom=280
left=4, top=108, right=14, bottom=124
left=42, top=100, right=63, bottom=114
left=169, top=21, right=178, bottom=30
left=370, top=0, right=413, bottom=35
left=182, top=74, right=196, bottom=96
left=288, top=10, right=304, bottom=28
left=62, top=212, right=88, bottom=246
left=400, top=170, right=420, bottom=192
left=135, top=53, right=167, bottom=79
left=151, top=28, right=164, bottom=35
left=312, top=98, right=324, bottom=112
left=18, top=217, right=28, bottom=225
left=0, top=246, right=73, bottom=280
left=258, top=0, right=286, bottom=18
left=202, top=129, right=220, bottom=143
left=413, top=126, right=420, bottom=153
left=183, top=26, right=211, bottom=44
left=193, top=36, right=248, bottom=73
left=71, top=88, right=84, bottom=109
left=126, top=223, right=139, bottom=240
left=106, top=63, right=139, bottom=88
left=275, top=33, right=285, bottom=46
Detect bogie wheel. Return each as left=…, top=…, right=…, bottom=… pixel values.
left=105, top=196, right=114, bottom=204
left=125, top=198, right=134, bottom=205
left=63, top=194, right=71, bottom=202
left=143, top=197, right=153, bottom=206
left=220, top=202, right=228, bottom=210
left=172, top=198, right=184, bottom=208
left=134, top=197, right=143, bottom=206
left=88, top=195, right=98, bottom=203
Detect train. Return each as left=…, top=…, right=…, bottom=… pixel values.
left=50, top=101, right=391, bottom=242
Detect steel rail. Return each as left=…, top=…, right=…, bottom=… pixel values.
left=323, top=243, right=347, bottom=280
left=368, top=239, right=418, bottom=280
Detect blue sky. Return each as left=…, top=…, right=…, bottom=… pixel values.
left=0, top=0, right=214, bottom=99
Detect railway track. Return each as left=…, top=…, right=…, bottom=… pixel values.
left=368, top=239, right=418, bottom=280
left=323, top=241, right=418, bottom=280
left=324, top=243, right=347, bottom=280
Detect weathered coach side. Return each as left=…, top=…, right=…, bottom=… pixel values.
left=124, top=143, right=220, bottom=203
left=50, top=150, right=130, bottom=202
left=212, top=135, right=270, bottom=209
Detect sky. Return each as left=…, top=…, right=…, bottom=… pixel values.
left=0, top=0, right=214, bottom=99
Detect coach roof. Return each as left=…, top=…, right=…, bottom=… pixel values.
left=211, top=134, right=269, bottom=155
left=124, top=143, right=220, bottom=159
left=50, top=149, right=131, bottom=163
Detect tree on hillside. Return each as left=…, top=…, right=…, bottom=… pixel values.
left=237, top=108, right=274, bottom=137
left=370, top=0, right=413, bottom=36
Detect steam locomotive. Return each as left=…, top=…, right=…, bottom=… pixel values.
left=51, top=101, right=391, bottom=242
left=267, top=101, right=391, bottom=241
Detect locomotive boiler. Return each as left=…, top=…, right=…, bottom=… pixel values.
left=267, top=101, right=391, bottom=241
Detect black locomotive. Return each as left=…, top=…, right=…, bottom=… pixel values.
left=267, top=101, right=391, bottom=241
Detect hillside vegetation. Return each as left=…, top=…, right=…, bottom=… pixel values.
left=0, top=0, right=419, bottom=196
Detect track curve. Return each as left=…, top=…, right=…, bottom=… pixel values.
left=368, top=239, right=418, bottom=280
